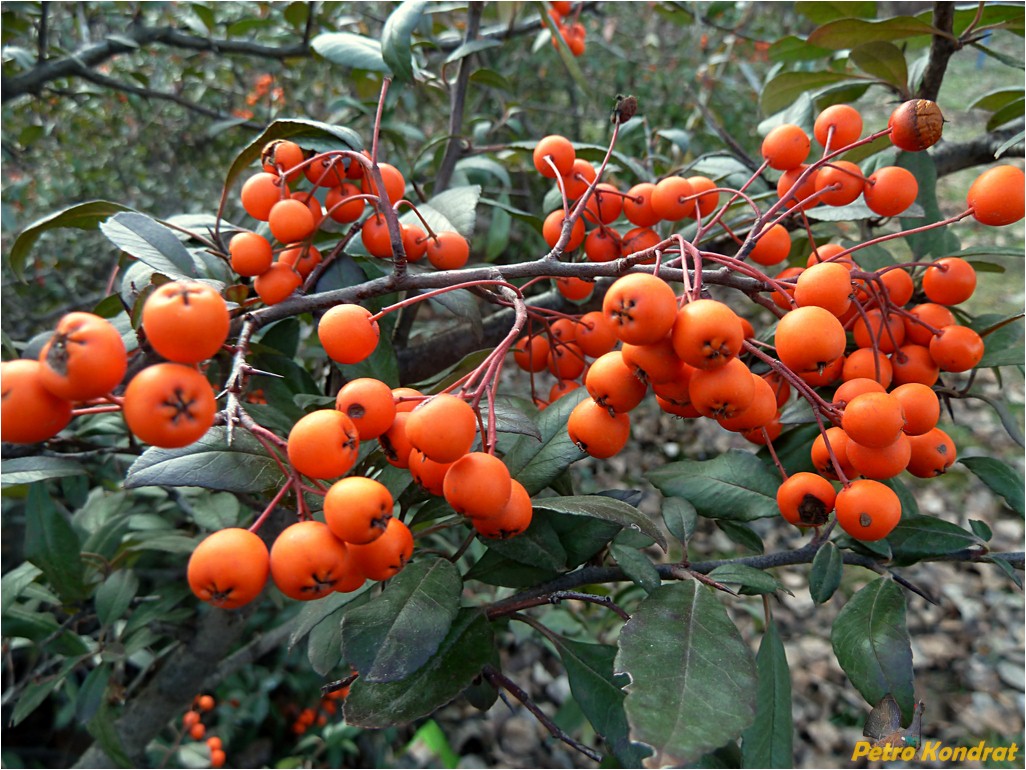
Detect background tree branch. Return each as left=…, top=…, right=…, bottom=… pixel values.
left=932, top=118, right=1026, bottom=177
left=918, top=2, right=957, bottom=102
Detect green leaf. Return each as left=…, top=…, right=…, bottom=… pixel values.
left=444, top=38, right=502, bottom=64
left=715, top=520, right=766, bottom=554
left=100, top=212, right=197, bottom=279
left=290, top=589, right=368, bottom=651
left=647, top=451, right=780, bottom=522
left=344, top=608, right=494, bottom=727
left=968, top=87, right=1026, bottom=112
left=769, top=35, right=832, bottom=63
left=188, top=491, right=241, bottom=531
left=504, top=389, right=588, bottom=495
left=761, top=72, right=862, bottom=116
left=87, top=701, right=133, bottom=768
left=125, top=427, right=285, bottom=494
left=809, top=542, right=843, bottom=604
left=1, top=563, right=43, bottom=615
left=831, top=578, right=914, bottom=723
left=10, top=665, right=70, bottom=727
left=381, top=0, right=426, bottom=83
left=1, top=456, right=86, bottom=487
left=312, top=32, right=389, bottom=71
left=548, top=512, right=622, bottom=568
left=886, top=514, right=984, bottom=567
left=986, top=556, right=1023, bottom=589
left=897, top=151, right=959, bottom=258
left=95, top=570, right=139, bottom=627
left=340, top=557, right=462, bottom=683
left=307, top=606, right=344, bottom=676
left=463, top=548, right=560, bottom=587
left=283, top=1, right=308, bottom=28
left=533, top=494, right=667, bottom=551
left=849, top=41, right=909, bottom=92
left=420, top=184, right=482, bottom=238
left=969, top=519, right=993, bottom=542
left=706, top=564, right=784, bottom=595
left=662, top=496, right=697, bottom=548
left=741, top=620, right=794, bottom=768
left=550, top=637, right=647, bottom=767
left=610, top=544, right=660, bottom=593
left=973, top=313, right=1024, bottom=368
left=616, top=582, right=757, bottom=766
left=8, top=200, right=134, bottom=281
left=223, top=118, right=363, bottom=205
left=808, top=16, right=939, bottom=50
left=482, top=399, right=541, bottom=441
left=795, top=2, right=878, bottom=23
left=24, top=484, right=86, bottom=603
left=960, top=457, right=1025, bottom=514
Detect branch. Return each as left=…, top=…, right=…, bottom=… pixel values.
left=2, top=24, right=312, bottom=103
left=69, top=65, right=264, bottom=130
left=917, top=2, right=957, bottom=102
left=433, top=1, right=483, bottom=193
left=932, top=118, right=1025, bottom=177
left=485, top=546, right=1024, bottom=618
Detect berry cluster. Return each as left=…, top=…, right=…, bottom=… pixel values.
left=179, top=695, right=225, bottom=768
left=548, top=1, right=586, bottom=56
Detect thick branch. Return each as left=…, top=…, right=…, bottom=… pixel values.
left=2, top=24, right=311, bottom=103
left=932, top=118, right=1026, bottom=177
left=918, top=2, right=957, bottom=102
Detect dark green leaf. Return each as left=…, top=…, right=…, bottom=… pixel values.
left=381, top=0, right=426, bottom=83
left=550, top=637, right=647, bottom=767
left=463, top=548, right=560, bottom=587
left=741, top=620, right=793, bottom=768
left=87, top=702, right=133, bottom=768
left=968, top=87, right=1026, bottom=112
left=100, top=212, right=197, bottom=278
left=75, top=663, right=111, bottom=724
left=761, top=72, right=862, bottom=116
left=25, top=484, right=86, bottom=603
left=95, top=570, right=139, bottom=627
left=344, top=608, right=494, bottom=727
left=647, top=451, right=780, bottom=522
left=307, top=607, right=344, bottom=676
left=986, top=556, right=1023, bottom=589
left=960, top=456, right=1025, bottom=514
left=715, top=520, right=766, bottom=554
left=831, top=578, right=914, bottom=723
left=968, top=519, right=993, bottom=542
left=887, top=514, right=984, bottom=567
left=769, top=35, right=832, bottom=63
left=809, top=542, right=843, bottom=604
left=340, top=557, right=462, bottom=683
left=897, top=151, right=959, bottom=258
left=808, top=16, right=939, bottom=50
left=423, top=184, right=482, bottom=238
left=534, top=495, right=666, bottom=551
left=706, top=564, right=785, bottom=595
left=505, top=388, right=588, bottom=495
left=610, top=545, right=660, bottom=593
left=290, top=589, right=368, bottom=650
left=10, top=665, right=69, bottom=727
left=973, top=313, right=1024, bottom=368
left=283, top=1, right=308, bottom=28
left=547, top=512, right=621, bottom=568
left=482, top=399, right=541, bottom=441
left=1, top=456, right=86, bottom=487
left=483, top=513, right=567, bottom=570
left=9, top=200, right=134, bottom=281
left=616, top=582, right=757, bottom=765
left=125, top=427, right=284, bottom=494
left=850, top=41, right=909, bottom=92
left=188, top=492, right=241, bottom=531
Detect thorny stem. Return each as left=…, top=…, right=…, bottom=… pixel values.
left=489, top=591, right=631, bottom=621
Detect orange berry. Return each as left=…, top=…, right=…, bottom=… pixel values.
left=585, top=351, right=647, bottom=413
left=921, top=257, right=976, bottom=306
left=122, top=364, right=217, bottom=448
left=890, top=344, right=940, bottom=387
left=776, top=165, right=819, bottom=210
left=253, top=262, right=301, bottom=305
left=833, top=377, right=886, bottom=407
left=142, top=282, right=230, bottom=365
left=533, top=135, right=575, bottom=178
left=547, top=341, right=586, bottom=380
left=361, top=162, right=406, bottom=206
left=853, top=309, right=906, bottom=354
left=863, top=166, right=918, bottom=218
left=906, top=427, right=956, bottom=477
left=426, top=231, right=470, bottom=270
left=929, top=324, right=984, bottom=372
left=443, top=452, right=512, bottom=519
left=335, top=378, right=397, bottom=440
left=835, top=480, right=901, bottom=541
left=621, top=336, right=682, bottom=385
left=473, top=480, right=533, bottom=540
left=271, top=521, right=351, bottom=600
left=651, top=176, right=695, bottom=221
left=240, top=172, right=288, bottom=221
left=583, top=227, right=622, bottom=263
left=602, top=273, right=678, bottom=345
left=190, top=723, right=206, bottom=740
left=967, top=165, right=1025, bottom=226
left=814, top=161, right=865, bottom=207
left=845, top=432, right=911, bottom=480
left=563, top=158, right=597, bottom=199
left=567, top=398, right=630, bottom=458
left=842, top=347, right=893, bottom=388
left=409, top=448, right=454, bottom=496
left=279, top=243, right=322, bottom=279
left=841, top=391, right=905, bottom=449
left=406, top=394, right=478, bottom=463
left=268, top=198, right=317, bottom=244
left=717, top=373, right=778, bottom=432
left=685, top=176, right=719, bottom=218
left=623, top=183, right=661, bottom=227
left=688, top=357, right=755, bottom=419
left=904, top=303, right=955, bottom=345
left=361, top=213, right=394, bottom=259
left=556, top=276, right=593, bottom=301
left=814, top=104, right=863, bottom=150
left=513, top=335, right=550, bottom=372
left=38, top=312, right=128, bottom=401
left=542, top=210, right=585, bottom=251
left=888, top=99, right=943, bottom=152
left=671, top=299, right=744, bottom=370
left=379, top=412, right=414, bottom=468
left=774, top=306, right=846, bottom=374
left=229, top=231, right=274, bottom=276
left=348, top=517, right=414, bottom=582
left=583, top=183, right=623, bottom=224
left=576, top=311, right=618, bottom=358
left=761, top=124, right=810, bottom=171
left=197, top=695, right=215, bottom=712
left=794, top=262, right=853, bottom=317
left=748, top=224, right=791, bottom=266
left=776, top=472, right=836, bottom=528
left=318, top=305, right=380, bottom=364
left=811, top=427, right=857, bottom=480
left=286, top=409, right=360, bottom=479
left=890, top=382, right=939, bottom=436
left=324, top=476, right=394, bottom=545
left=187, top=528, right=269, bottom=610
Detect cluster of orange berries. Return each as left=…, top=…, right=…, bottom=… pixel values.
left=1, top=280, right=228, bottom=449
left=548, top=1, right=586, bottom=56
left=180, top=695, right=226, bottom=768
left=188, top=379, right=532, bottom=610
left=533, top=134, right=720, bottom=264
left=229, top=139, right=471, bottom=305
left=288, top=685, right=348, bottom=736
